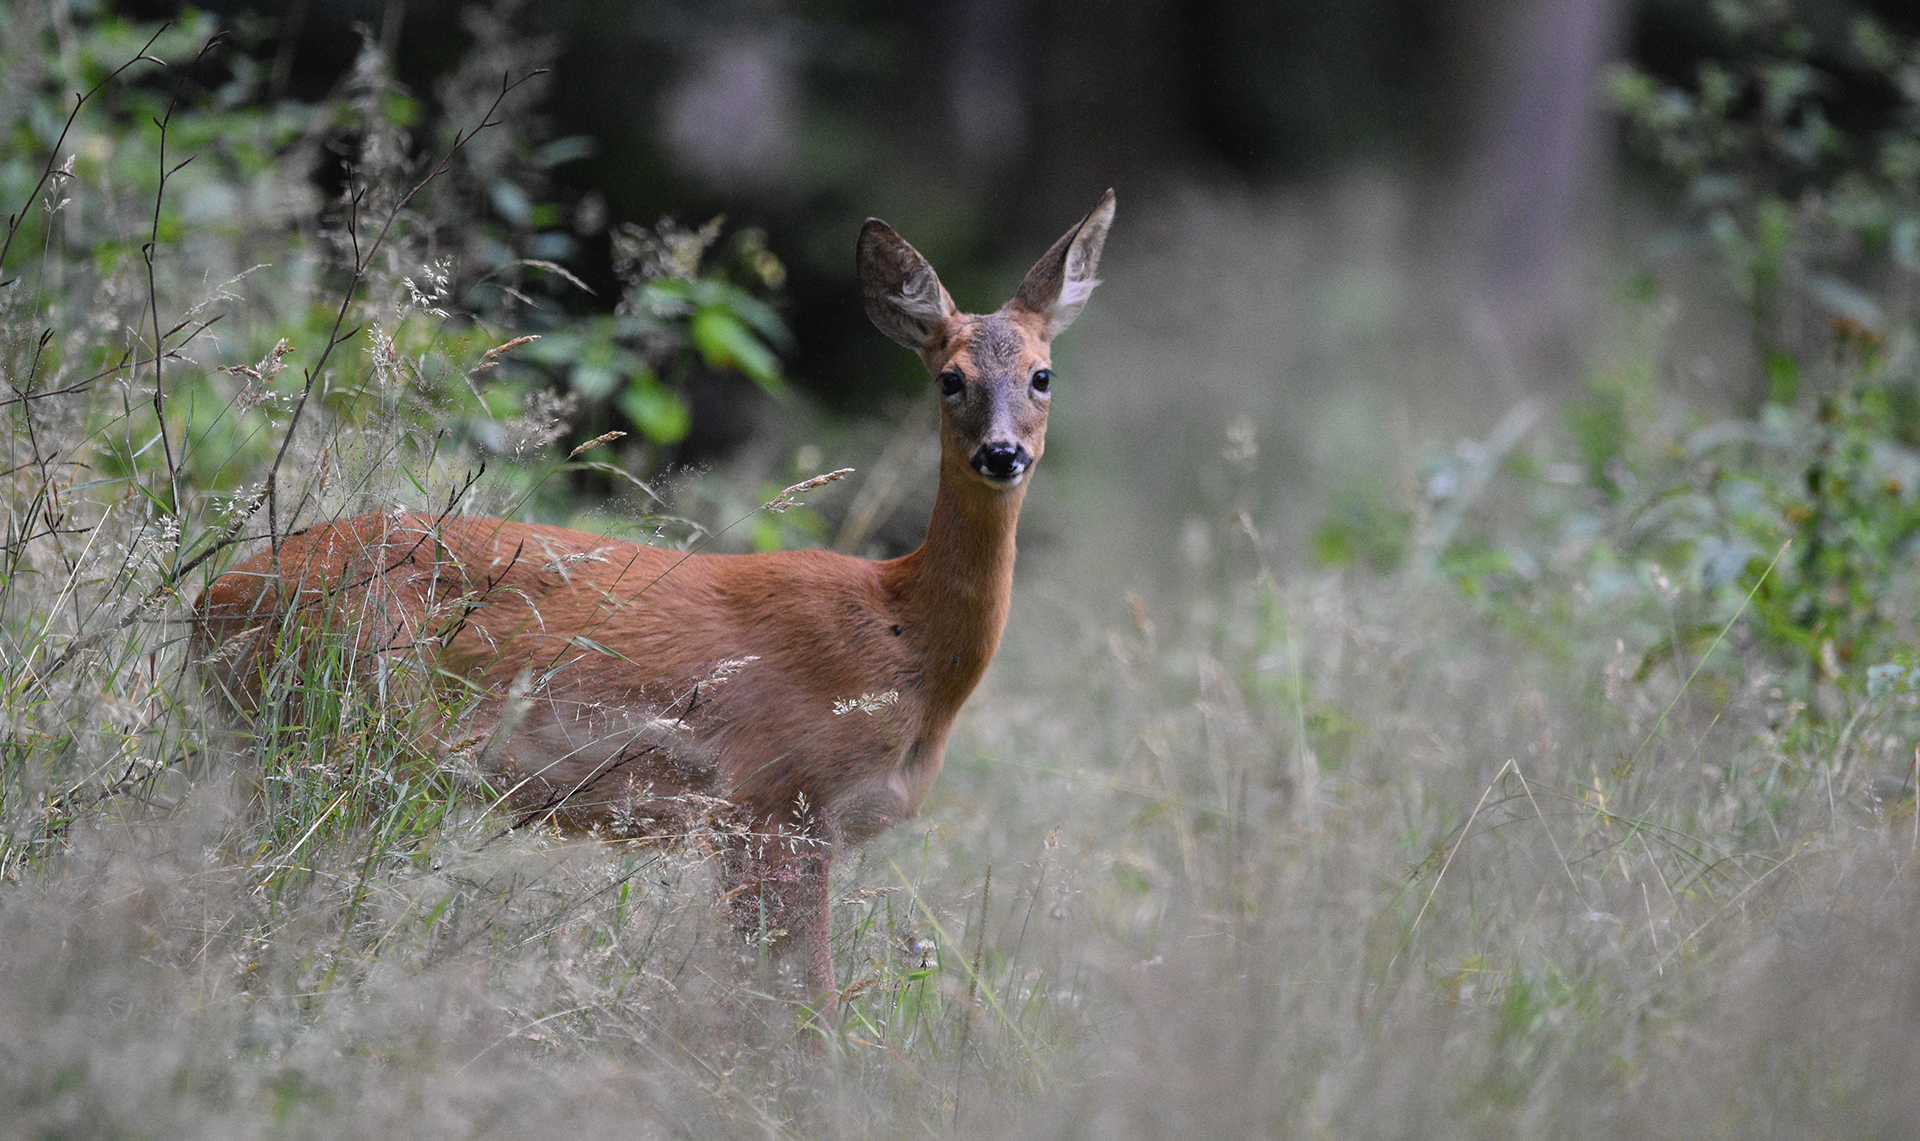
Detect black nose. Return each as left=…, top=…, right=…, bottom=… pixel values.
left=971, top=442, right=1031, bottom=481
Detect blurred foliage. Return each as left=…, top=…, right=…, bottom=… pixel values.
left=1612, top=0, right=1920, bottom=364
left=517, top=216, right=791, bottom=449
left=1315, top=1, right=1920, bottom=710
left=1311, top=476, right=1413, bottom=574
left=1, top=1, right=791, bottom=527
left=1592, top=0, right=1920, bottom=690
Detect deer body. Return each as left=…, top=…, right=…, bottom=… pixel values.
left=192, top=191, right=1115, bottom=999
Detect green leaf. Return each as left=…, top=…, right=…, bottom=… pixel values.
left=518, top=330, right=583, bottom=365
left=1110, top=861, right=1152, bottom=895
left=1762, top=348, right=1799, bottom=405
left=381, top=91, right=422, bottom=128
left=689, top=305, right=785, bottom=393
left=534, top=135, right=598, bottom=167
left=571, top=362, right=620, bottom=401
left=563, top=332, right=647, bottom=401
left=687, top=279, right=793, bottom=351
left=569, top=636, right=630, bottom=661
left=617, top=378, right=691, bottom=444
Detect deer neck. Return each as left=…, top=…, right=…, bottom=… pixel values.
left=884, top=452, right=1028, bottom=717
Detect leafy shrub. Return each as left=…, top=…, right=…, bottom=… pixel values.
left=1350, top=2, right=1920, bottom=713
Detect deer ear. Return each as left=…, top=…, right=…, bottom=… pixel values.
left=1009, top=189, right=1115, bottom=341
left=858, top=219, right=959, bottom=354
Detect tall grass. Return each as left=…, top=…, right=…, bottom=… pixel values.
left=4, top=5, right=1920, bottom=1139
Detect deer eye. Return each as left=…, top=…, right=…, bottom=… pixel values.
left=1031, top=368, right=1053, bottom=393
left=938, top=370, right=965, bottom=398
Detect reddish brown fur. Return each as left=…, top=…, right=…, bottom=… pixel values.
left=190, top=191, right=1115, bottom=1002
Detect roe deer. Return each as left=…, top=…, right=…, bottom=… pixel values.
left=191, top=190, right=1115, bottom=1002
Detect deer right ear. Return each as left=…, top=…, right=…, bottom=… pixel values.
left=1011, top=189, right=1115, bottom=340
left=858, top=219, right=959, bottom=354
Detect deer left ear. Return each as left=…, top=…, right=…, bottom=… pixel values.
left=1009, top=189, right=1115, bottom=341
left=858, top=219, right=960, bottom=354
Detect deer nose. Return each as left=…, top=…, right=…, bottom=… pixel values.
left=971, top=442, right=1031, bottom=483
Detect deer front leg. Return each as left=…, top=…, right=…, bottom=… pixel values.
left=719, top=817, right=838, bottom=1009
